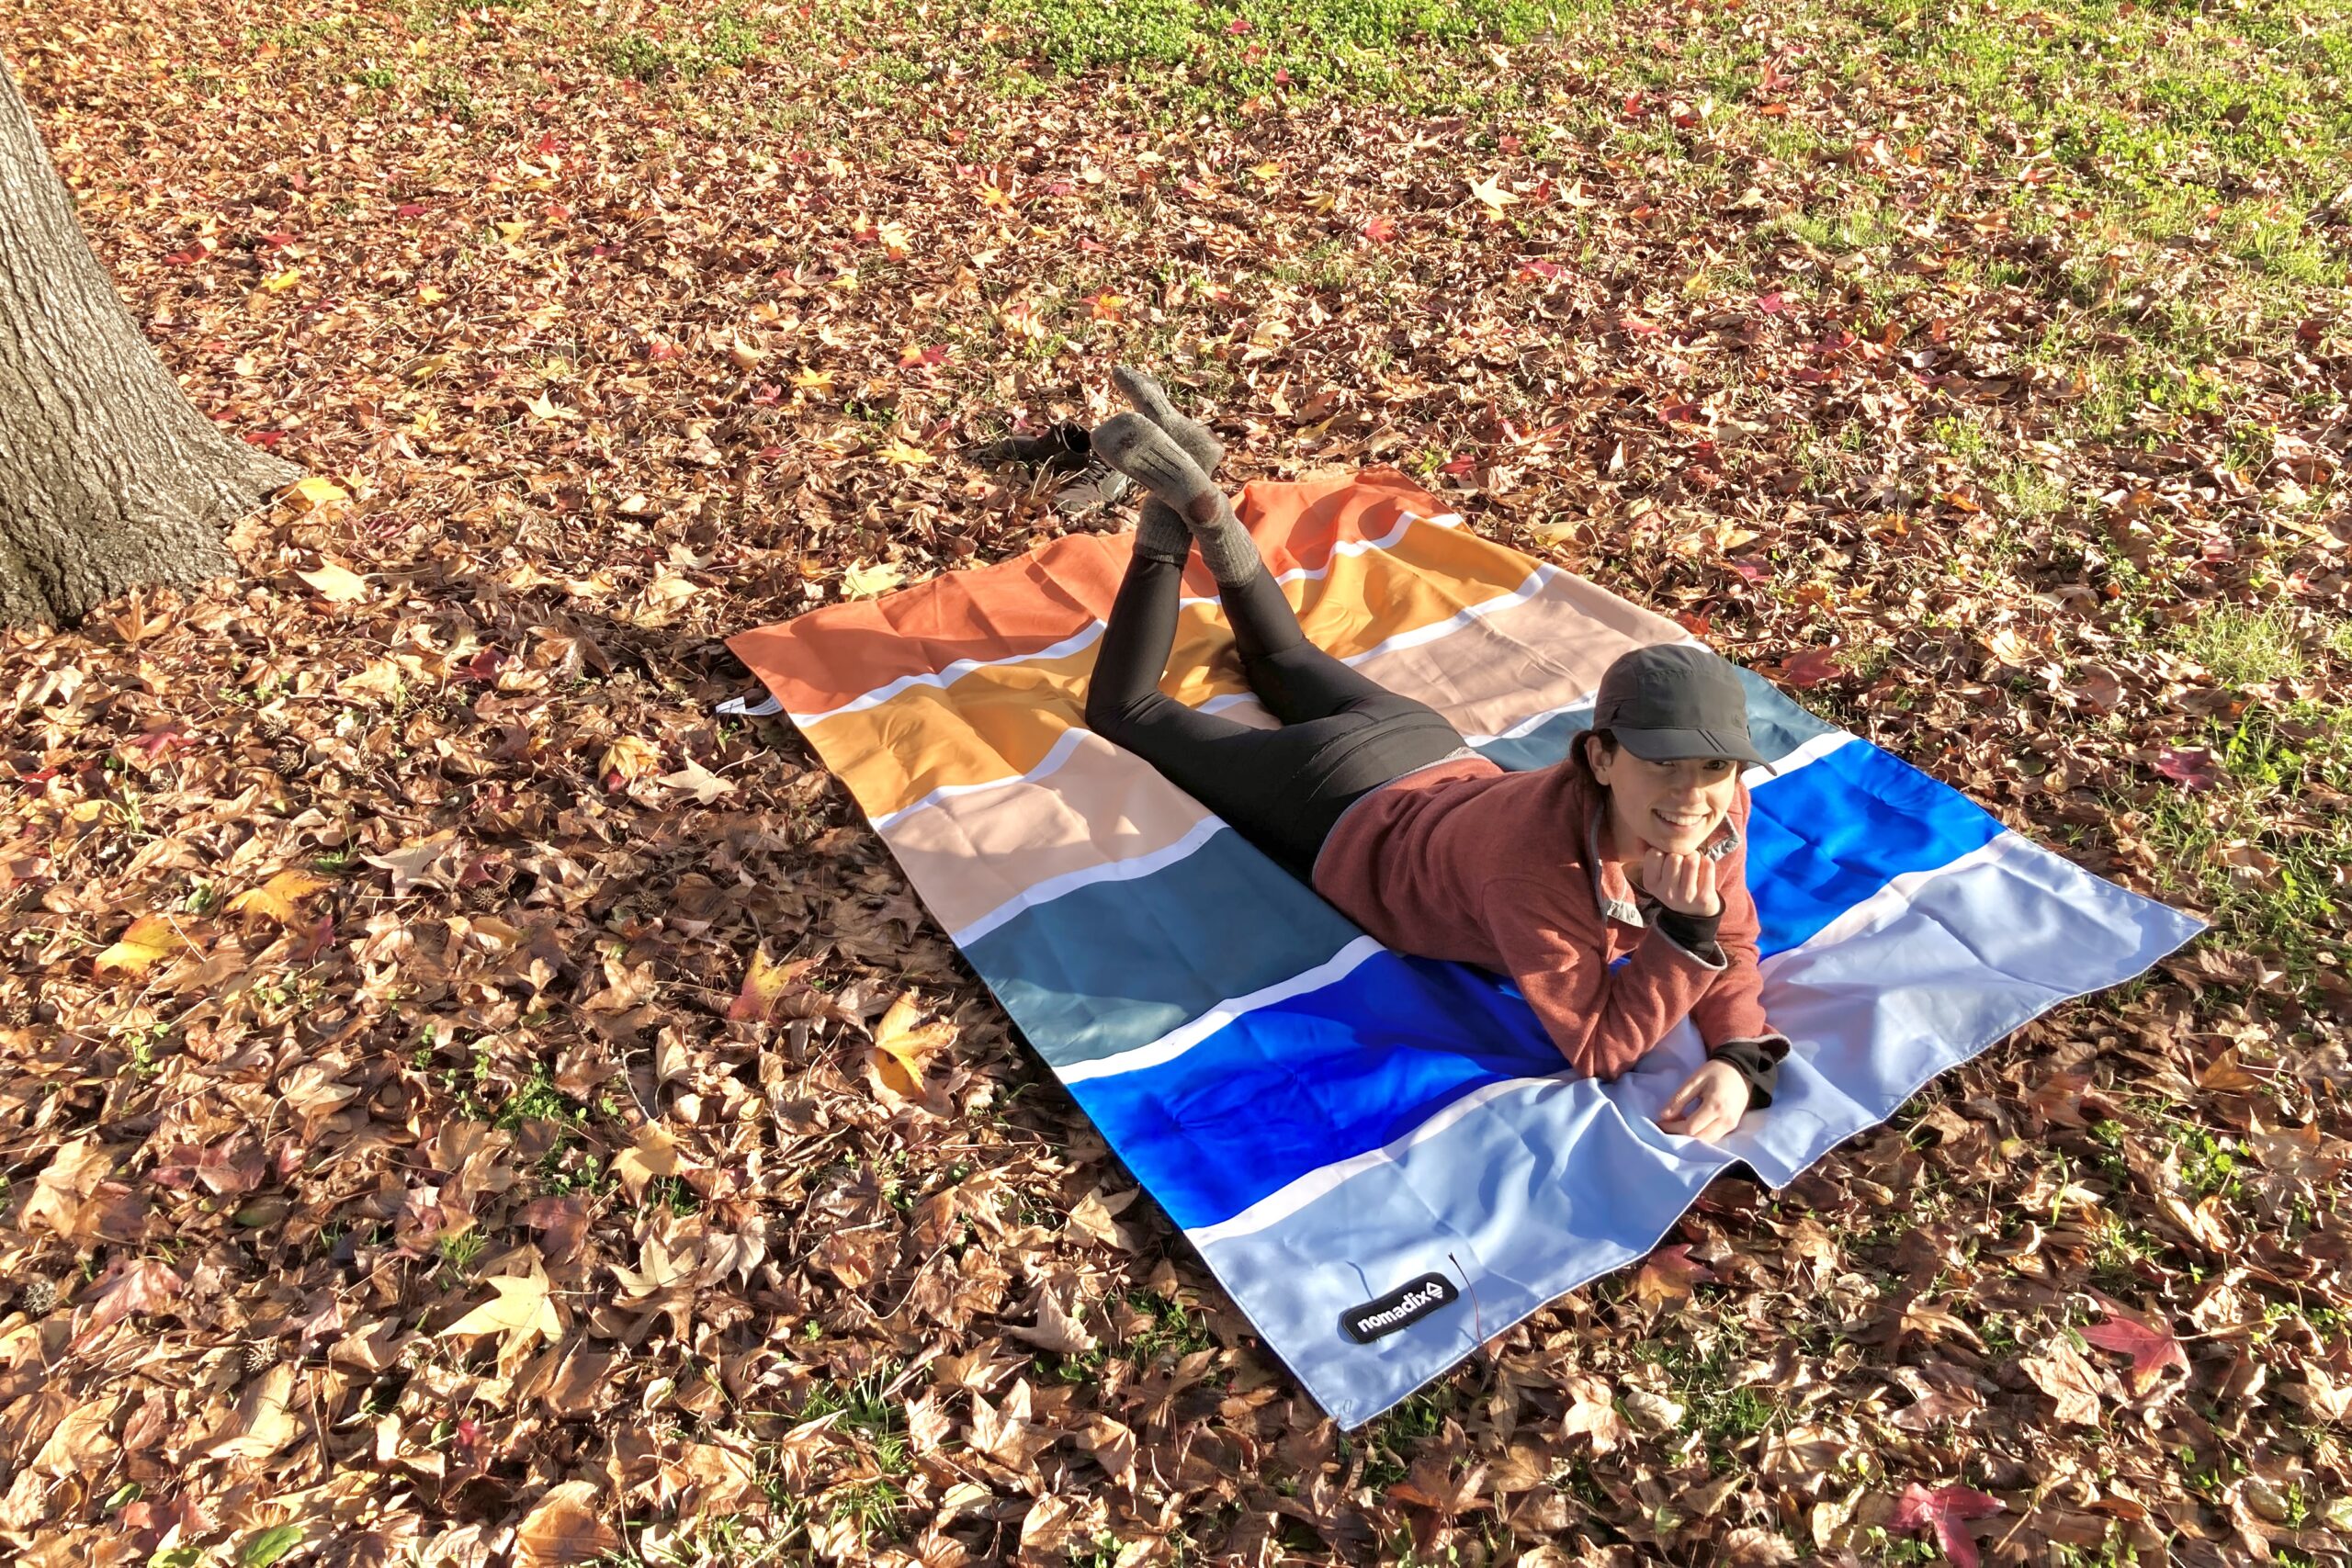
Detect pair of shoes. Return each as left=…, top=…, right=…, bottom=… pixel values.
left=964, top=421, right=1135, bottom=519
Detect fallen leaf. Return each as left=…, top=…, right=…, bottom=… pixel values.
left=870, top=991, right=956, bottom=1100
left=842, top=559, right=907, bottom=599
left=728, top=950, right=814, bottom=1022
left=2083, top=1313, right=2189, bottom=1394
left=2155, top=746, right=2222, bottom=791
left=515, top=1481, right=618, bottom=1567
left=227, top=869, right=332, bottom=927
left=1468, top=173, right=1520, bottom=215
left=656, top=757, right=736, bottom=805
left=295, top=561, right=369, bottom=602
left=1891, top=1483, right=2004, bottom=1568
left=612, top=1124, right=679, bottom=1200
left=2020, top=1339, right=2106, bottom=1426
left=439, top=1273, right=561, bottom=1354
left=94, top=914, right=190, bottom=975
left=1561, top=1374, right=1626, bottom=1453
left=280, top=474, right=347, bottom=512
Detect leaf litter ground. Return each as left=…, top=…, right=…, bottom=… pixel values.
left=3, top=0, right=2351, bottom=1563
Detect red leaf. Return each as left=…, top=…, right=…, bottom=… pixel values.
left=395, top=202, right=429, bottom=217
left=1519, top=258, right=1563, bottom=280
left=2155, top=746, right=2221, bottom=791
left=1776, top=648, right=1845, bottom=688
left=1273, top=66, right=1290, bottom=85
left=1226, top=16, right=1251, bottom=32
left=1756, top=290, right=1787, bottom=314
left=1892, top=1483, right=2003, bottom=1568
left=1440, top=455, right=1477, bottom=477
left=1363, top=215, right=1396, bottom=243
left=2084, top=1314, right=2188, bottom=1392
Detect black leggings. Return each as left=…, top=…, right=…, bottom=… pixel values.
left=1081, top=553, right=1474, bottom=880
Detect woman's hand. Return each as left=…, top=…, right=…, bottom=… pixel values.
left=1638, top=848, right=1723, bottom=918
left=1656, top=1059, right=1748, bottom=1142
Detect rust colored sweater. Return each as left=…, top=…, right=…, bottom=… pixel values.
left=1308, top=754, right=1788, bottom=1094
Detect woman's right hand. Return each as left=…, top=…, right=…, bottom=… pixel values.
left=1639, top=849, right=1722, bottom=918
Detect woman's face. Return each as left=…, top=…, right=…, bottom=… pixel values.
left=1589, top=740, right=1741, bottom=855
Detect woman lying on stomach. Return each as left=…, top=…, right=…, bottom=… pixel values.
left=1079, top=367, right=1792, bottom=1144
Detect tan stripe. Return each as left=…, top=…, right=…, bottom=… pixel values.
left=877, top=732, right=1217, bottom=939
left=1347, top=568, right=1683, bottom=739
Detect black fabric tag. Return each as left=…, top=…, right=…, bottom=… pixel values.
left=1340, top=1272, right=1459, bottom=1344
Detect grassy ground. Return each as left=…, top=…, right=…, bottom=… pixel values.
left=3, top=0, right=2349, bottom=1562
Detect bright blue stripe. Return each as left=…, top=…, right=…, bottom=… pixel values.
left=1744, top=739, right=2006, bottom=953
left=1067, top=950, right=1562, bottom=1231
left=966, top=825, right=1356, bottom=1071
left=1051, top=739, right=2009, bottom=1229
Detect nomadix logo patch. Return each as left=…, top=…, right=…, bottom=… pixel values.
left=1340, top=1271, right=1459, bottom=1344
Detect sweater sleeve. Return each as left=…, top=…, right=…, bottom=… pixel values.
left=1483, top=875, right=1728, bottom=1081
left=1688, top=800, right=1790, bottom=1104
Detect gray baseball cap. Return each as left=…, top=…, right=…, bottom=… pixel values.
left=1592, top=644, right=1770, bottom=770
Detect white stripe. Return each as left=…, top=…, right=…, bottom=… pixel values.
left=1463, top=694, right=1595, bottom=746
left=1745, top=728, right=1850, bottom=787
left=1187, top=1074, right=1555, bottom=1247
left=787, top=510, right=1455, bottom=727
left=1176, top=823, right=2017, bottom=1246
left=1058, top=936, right=1386, bottom=1086
left=867, top=726, right=1092, bottom=834
left=949, top=813, right=1227, bottom=947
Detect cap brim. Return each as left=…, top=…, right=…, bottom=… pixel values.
left=1614, top=726, right=1774, bottom=773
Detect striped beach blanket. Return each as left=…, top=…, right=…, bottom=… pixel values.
left=729, top=468, right=2202, bottom=1427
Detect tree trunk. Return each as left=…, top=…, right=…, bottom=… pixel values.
left=0, top=56, right=300, bottom=626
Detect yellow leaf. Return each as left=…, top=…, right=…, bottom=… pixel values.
left=978, top=183, right=1012, bottom=209
left=613, top=1125, right=678, bottom=1200
left=261, top=267, right=301, bottom=293
left=417, top=284, right=448, bottom=304
left=95, top=915, right=189, bottom=976
left=295, top=562, right=369, bottom=603
left=790, top=367, right=835, bottom=392
left=1089, top=291, right=1127, bottom=322
left=497, top=220, right=530, bottom=243
left=1468, top=174, right=1519, bottom=215
left=227, top=869, right=331, bottom=927
left=282, top=475, right=348, bottom=513
left=871, top=992, right=956, bottom=1100
left=876, top=220, right=911, bottom=260
left=876, top=439, right=932, bottom=467
left=526, top=391, right=563, bottom=421
left=600, top=736, right=663, bottom=783
left=438, top=1273, right=560, bottom=1346
left=841, top=559, right=907, bottom=599
left=1251, top=161, right=1283, bottom=178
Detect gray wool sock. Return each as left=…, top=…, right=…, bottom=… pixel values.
left=1091, top=413, right=1264, bottom=585
left=1113, top=365, right=1225, bottom=478
left=1131, top=496, right=1193, bottom=565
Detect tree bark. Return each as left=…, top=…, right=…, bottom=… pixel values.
left=0, top=55, right=300, bottom=626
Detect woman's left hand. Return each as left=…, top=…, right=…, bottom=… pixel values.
left=1656, top=1059, right=1748, bottom=1142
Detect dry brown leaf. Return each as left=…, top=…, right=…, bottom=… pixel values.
left=515, top=1481, right=618, bottom=1567
left=2020, top=1339, right=2107, bottom=1427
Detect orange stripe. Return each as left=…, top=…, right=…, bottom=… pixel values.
left=728, top=467, right=1453, bottom=715
left=803, top=522, right=1545, bottom=817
